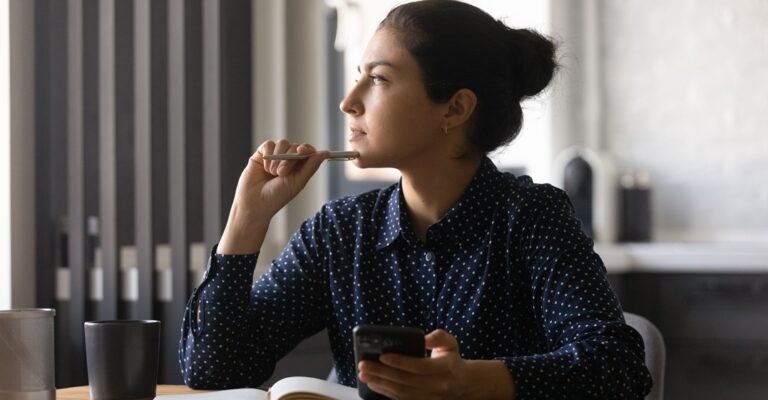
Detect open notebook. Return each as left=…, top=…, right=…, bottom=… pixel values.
left=155, top=377, right=362, bottom=400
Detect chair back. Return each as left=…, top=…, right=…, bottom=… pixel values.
left=624, top=311, right=666, bottom=400
left=327, top=367, right=339, bottom=384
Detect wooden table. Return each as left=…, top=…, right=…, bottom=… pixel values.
left=57, top=385, right=207, bottom=399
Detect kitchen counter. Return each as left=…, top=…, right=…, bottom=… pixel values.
left=594, top=242, right=768, bottom=273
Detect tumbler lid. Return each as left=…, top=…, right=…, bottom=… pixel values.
left=85, top=319, right=159, bottom=326
left=0, top=308, right=56, bottom=319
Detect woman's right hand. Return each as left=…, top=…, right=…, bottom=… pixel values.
left=218, top=140, right=329, bottom=254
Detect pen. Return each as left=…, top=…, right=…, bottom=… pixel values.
left=262, top=151, right=359, bottom=161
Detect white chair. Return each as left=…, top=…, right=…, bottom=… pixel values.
left=327, top=367, right=339, bottom=384
left=625, top=311, right=666, bottom=400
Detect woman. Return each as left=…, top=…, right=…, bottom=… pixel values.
left=180, top=1, right=652, bottom=399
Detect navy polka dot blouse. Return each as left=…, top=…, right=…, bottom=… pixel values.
left=179, top=157, right=652, bottom=398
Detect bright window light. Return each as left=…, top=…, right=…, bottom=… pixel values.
left=1, top=0, right=12, bottom=309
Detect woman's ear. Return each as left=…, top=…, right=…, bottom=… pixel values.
left=444, top=88, right=478, bottom=129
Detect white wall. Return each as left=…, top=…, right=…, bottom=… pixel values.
left=1, top=0, right=36, bottom=309
left=602, top=0, right=768, bottom=241
left=551, top=0, right=768, bottom=242
left=0, top=0, right=10, bottom=309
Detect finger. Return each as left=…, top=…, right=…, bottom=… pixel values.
left=271, top=139, right=292, bottom=175
left=377, top=353, right=445, bottom=376
left=360, top=355, right=458, bottom=398
left=359, top=361, right=425, bottom=389
left=292, top=149, right=330, bottom=185
left=280, top=142, right=317, bottom=177
left=296, top=143, right=316, bottom=154
left=361, top=370, right=437, bottom=400
left=425, top=329, right=459, bottom=353
left=376, top=330, right=458, bottom=374
left=258, top=140, right=276, bottom=174
left=363, top=380, right=399, bottom=400
left=285, top=143, right=318, bottom=176
left=249, top=150, right=264, bottom=167
left=277, top=143, right=300, bottom=177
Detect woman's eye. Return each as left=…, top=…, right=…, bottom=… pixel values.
left=353, top=74, right=386, bottom=85
left=370, top=75, right=386, bottom=84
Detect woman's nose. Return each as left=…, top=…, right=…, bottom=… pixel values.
left=339, top=91, right=362, bottom=116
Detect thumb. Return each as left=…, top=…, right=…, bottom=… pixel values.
left=425, top=329, right=459, bottom=353
left=293, top=150, right=330, bottom=185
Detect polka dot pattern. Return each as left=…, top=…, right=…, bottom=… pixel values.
left=179, top=157, right=652, bottom=398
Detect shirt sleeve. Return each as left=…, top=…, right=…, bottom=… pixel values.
left=498, top=186, right=653, bottom=399
left=179, top=211, right=330, bottom=389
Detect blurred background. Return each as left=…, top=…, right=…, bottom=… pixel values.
left=1, top=0, right=767, bottom=398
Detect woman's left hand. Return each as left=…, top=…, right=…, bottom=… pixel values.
left=357, top=329, right=471, bottom=400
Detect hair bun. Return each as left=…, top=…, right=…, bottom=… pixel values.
left=506, top=28, right=557, bottom=99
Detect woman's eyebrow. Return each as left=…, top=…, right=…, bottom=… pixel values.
left=357, top=60, right=396, bottom=73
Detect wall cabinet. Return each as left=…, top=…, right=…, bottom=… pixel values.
left=613, top=273, right=768, bottom=400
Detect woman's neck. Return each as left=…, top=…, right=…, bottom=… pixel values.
left=400, top=155, right=483, bottom=242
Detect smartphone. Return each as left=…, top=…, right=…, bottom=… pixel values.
left=353, top=325, right=426, bottom=400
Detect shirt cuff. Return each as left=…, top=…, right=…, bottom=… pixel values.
left=198, top=244, right=259, bottom=303
left=496, top=354, right=567, bottom=400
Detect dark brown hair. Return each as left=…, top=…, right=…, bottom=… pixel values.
left=379, top=0, right=558, bottom=153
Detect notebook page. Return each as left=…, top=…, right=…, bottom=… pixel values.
left=155, top=388, right=267, bottom=400
left=269, top=377, right=361, bottom=400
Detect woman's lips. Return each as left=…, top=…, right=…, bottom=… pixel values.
left=348, top=129, right=366, bottom=142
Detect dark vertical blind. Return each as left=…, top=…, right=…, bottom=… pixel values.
left=165, top=0, right=189, bottom=384
left=134, top=0, right=154, bottom=322
left=219, top=0, right=253, bottom=226
left=98, top=0, right=118, bottom=321
left=66, top=0, right=88, bottom=386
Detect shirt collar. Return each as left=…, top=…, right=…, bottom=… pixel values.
left=374, top=157, right=503, bottom=250
left=374, top=183, right=415, bottom=250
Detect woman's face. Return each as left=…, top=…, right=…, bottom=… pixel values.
left=339, top=28, right=448, bottom=169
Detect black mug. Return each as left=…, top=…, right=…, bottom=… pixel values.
left=84, top=320, right=160, bottom=400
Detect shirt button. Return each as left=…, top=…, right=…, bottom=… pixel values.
left=425, top=252, right=434, bottom=262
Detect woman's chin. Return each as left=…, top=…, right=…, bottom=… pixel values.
left=351, top=157, right=375, bottom=169
left=352, top=158, right=380, bottom=169
left=348, top=151, right=396, bottom=169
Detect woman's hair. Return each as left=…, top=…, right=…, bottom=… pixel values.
left=379, top=0, right=558, bottom=153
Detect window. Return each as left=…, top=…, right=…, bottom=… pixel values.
left=0, top=0, right=10, bottom=309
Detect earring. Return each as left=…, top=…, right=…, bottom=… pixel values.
left=444, top=126, right=449, bottom=135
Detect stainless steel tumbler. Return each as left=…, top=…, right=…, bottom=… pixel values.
left=0, top=309, right=56, bottom=400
